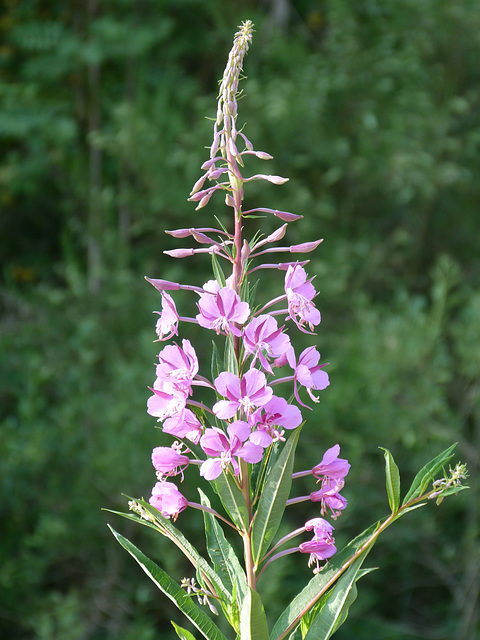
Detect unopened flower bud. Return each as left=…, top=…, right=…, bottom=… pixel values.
left=165, top=229, right=192, bottom=238
left=190, top=174, right=207, bottom=196
left=164, top=248, right=195, bottom=258
left=267, top=224, right=288, bottom=243
left=239, top=131, right=253, bottom=151
left=228, top=138, right=239, bottom=157
left=145, top=277, right=180, bottom=291
left=245, top=174, right=289, bottom=185
left=201, top=157, right=221, bottom=171
left=210, top=131, right=221, bottom=157
left=209, top=167, right=226, bottom=180
left=289, top=239, right=324, bottom=253
left=196, top=192, right=214, bottom=210
left=241, top=240, right=251, bottom=260
left=190, top=230, right=215, bottom=244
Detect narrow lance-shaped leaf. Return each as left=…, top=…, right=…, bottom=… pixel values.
left=303, top=550, right=374, bottom=640
left=402, top=443, right=457, bottom=505
left=240, top=587, right=270, bottom=640
left=212, top=471, right=249, bottom=532
left=251, top=426, right=302, bottom=564
left=137, top=499, right=231, bottom=604
left=251, top=439, right=279, bottom=505
left=211, top=340, right=223, bottom=384
left=380, top=448, right=401, bottom=514
left=172, top=621, right=198, bottom=640
left=434, top=484, right=469, bottom=503
left=199, top=489, right=248, bottom=614
left=224, top=333, right=239, bottom=376
left=103, top=506, right=164, bottom=535
left=108, top=526, right=228, bottom=640
left=212, top=250, right=227, bottom=287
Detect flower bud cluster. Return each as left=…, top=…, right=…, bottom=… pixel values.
left=180, top=578, right=218, bottom=615
left=429, top=462, right=468, bottom=505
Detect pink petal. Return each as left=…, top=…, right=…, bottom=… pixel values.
left=200, top=458, right=223, bottom=480
left=237, top=441, right=264, bottom=464
left=227, top=420, right=251, bottom=442
left=212, top=399, right=238, bottom=420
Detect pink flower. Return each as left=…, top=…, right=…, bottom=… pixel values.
left=285, top=264, right=321, bottom=332
left=213, top=369, right=273, bottom=419
left=197, top=285, right=250, bottom=337
left=162, top=408, right=203, bottom=444
left=289, top=445, right=349, bottom=519
left=313, top=444, right=350, bottom=485
left=147, top=382, right=188, bottom=421
left=155, top=339, right=199, bottom=395
left=151, top=446, right=190, bottom=479
left=304, top=517, right=335, bottom=539
left=299, top=519, right=337, bottom=572
left=249, top=396, right=302, bottom=447
left=309, top=445, right=349, bottom=519
left=154, top=293, right=179, bottom=341
left=310, top=485, right=348, bottom=520
left=286, top=346, right=329, bottom=407
left=199, top=421, right=263, bottom=480
left=149, top=481, right=188, bottom=520
left=299, top=537, right=337, bottom=559
left=243, top=315, right=291, bottom=373
left=147, top=339, right=199, bottom=421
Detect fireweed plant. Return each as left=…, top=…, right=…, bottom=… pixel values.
left=108, top=21, right=468, bottom=640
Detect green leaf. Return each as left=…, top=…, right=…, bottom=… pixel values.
left=240, top=587, right=270, bottom=640
left=431, top=483, right=470, bottom=506
left=240, top=270, right=250, bottom=307
left=172, top=621, right=197, bottom=640
left=303, top=551, right=372, bottom=640
left=103, top=506, right=163, bottom=535
left=136, top=499, right=231, bottom=604
left=199, top=490, right=247, bottom=595
left=251, top=440, right=281, bottom=505
left=380, top=448, right=401, bottom=514
left=251, top=427, right=302, bottom=564
left=212, top=471, right=249, bottom=532
left=398, top=502, right=427, bottom=516
left=224, top=334, right=239, bottom=376
left=247, top=278, right=259, bottom=312
left=402, top=443, right=457, bottom=505
left=300, top=590, right=331, bottom=635
left=288, top=628, right=303, bottom=640
left=108, top=526, right=228, bottom=640
left=199, top=490, right=234, bottom=594
left=212, top=250, right=226, bottom=287
left=199, top=488, right=247, bottom=628
left=434, top=483, right=469, bottom=502
left=211, top=340, right=223, bottom=385
left=269, top=524, right=379, bottom=640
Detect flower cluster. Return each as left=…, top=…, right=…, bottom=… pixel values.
left=141, top=19, right=347, bottom=577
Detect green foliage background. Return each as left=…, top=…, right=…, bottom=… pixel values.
left=1, top=1, right=478, bottom=638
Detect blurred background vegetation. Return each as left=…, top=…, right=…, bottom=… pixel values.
left=1, top=0, right=478, bottom=638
